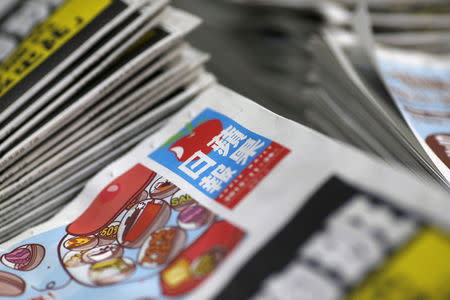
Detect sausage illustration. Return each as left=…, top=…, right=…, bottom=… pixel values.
left=67, top=164, right=156, bottom=236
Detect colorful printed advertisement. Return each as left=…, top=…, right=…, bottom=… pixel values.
left=149, top=108, right=290, bottom=209
left=0, top=164, right=244, bottom=299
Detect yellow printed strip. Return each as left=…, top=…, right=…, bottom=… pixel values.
left=347, top=227, right=450, bottom=300
left=0, top=0, right=113, bottom=97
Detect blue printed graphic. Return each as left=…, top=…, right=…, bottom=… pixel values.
left=150, top=109, right=272, bottom=199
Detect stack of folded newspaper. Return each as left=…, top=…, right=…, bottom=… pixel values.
left=0, top=0, right=216, bottom=241
left=304, top=28, right=450, bottom=188
left=231, top=0, right=450, bottom=188
left=304, top=3, right=450, bottom=188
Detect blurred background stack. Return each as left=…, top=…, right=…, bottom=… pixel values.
left=174, top=0, right=318, bottom=122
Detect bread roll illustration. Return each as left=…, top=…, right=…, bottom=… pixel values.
left=0, top=271, right=25, bottom=296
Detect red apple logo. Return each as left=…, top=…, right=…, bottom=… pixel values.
left=169, top=119, right=223, bottom=162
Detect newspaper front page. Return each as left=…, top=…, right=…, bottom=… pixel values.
left=0, top=85, right=448, bottom=300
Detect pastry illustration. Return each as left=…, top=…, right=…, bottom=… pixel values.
left=177, top=205, right=214, bottom=230
left=150, top=177, right=179, bottom=199
left=64, top=236, right=98, bottom=251
left=82, top=244, right=124, bottom=264
left=138, top=227, right=186, bottom=268
left=88, top=257, right=136, bottom=286
left=1, top=244, right=45, bottom=271
left=0, top=271, right=25, bottom=297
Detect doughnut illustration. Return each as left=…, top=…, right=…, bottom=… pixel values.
left=177, top=205, right=214, bottom=230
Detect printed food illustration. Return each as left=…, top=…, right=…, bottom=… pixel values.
left=64, top=236, right=98, bottom=251
left=177, top=205, right=214, bottom=230
left=49, top=163, right=245, bottom=297
left=118, top=199, right=171, bottom=248
left=0, top=163, right=244, bottom=298
left=150, top=177, right=180, bottom=199
left=0, top=271, right=25, bottom=297
left=161, top=221, right=244, bottom=297
left=138, top=227, right=186, bottom=268
left=82, top=244, right=124, bottom=264
left=426, top=133, right=450, bottom=168
left=88, top=257, right=136, bottom=286
left=66, top=164, right=156, bottom=236
left=97, top=222, right=120, bottom=246
left=170, top=190, right=197, bottom=211
left=1, top=244, right=45, bottom=271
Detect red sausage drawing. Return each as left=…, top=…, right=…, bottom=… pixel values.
left=67, top=164, right=156, bottom=236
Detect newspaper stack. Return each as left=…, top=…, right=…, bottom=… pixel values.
left=0, top=0, right=66, bottom=61
left=0, top=0, right=216, bottom=241
left=304, top=4, right=450, bottom=188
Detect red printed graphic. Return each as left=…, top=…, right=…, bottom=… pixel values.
left=56, top=164, right=245, bottom=297
left=169, top=119, right=223, bottom=162
left=150, top=109, right=291, bottom=210
left=160, top=221, right=244, bottom=296
left=67, top=164, right=156, bottom=236
left=216, top=142, right=290, bottom=208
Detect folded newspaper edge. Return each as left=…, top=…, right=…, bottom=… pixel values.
left=0, top=0, right=169, bottom=142
left=355, top=2, right=450, bottom=185
left=311, top=28, right=448, bottom=185
left=0, top=7, right=201, bottom=171
left=0, top=46, right=209, bottom=201
left=0, top=0, right=168, bottom=124
left=0, top=43, right=187, bottom=186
